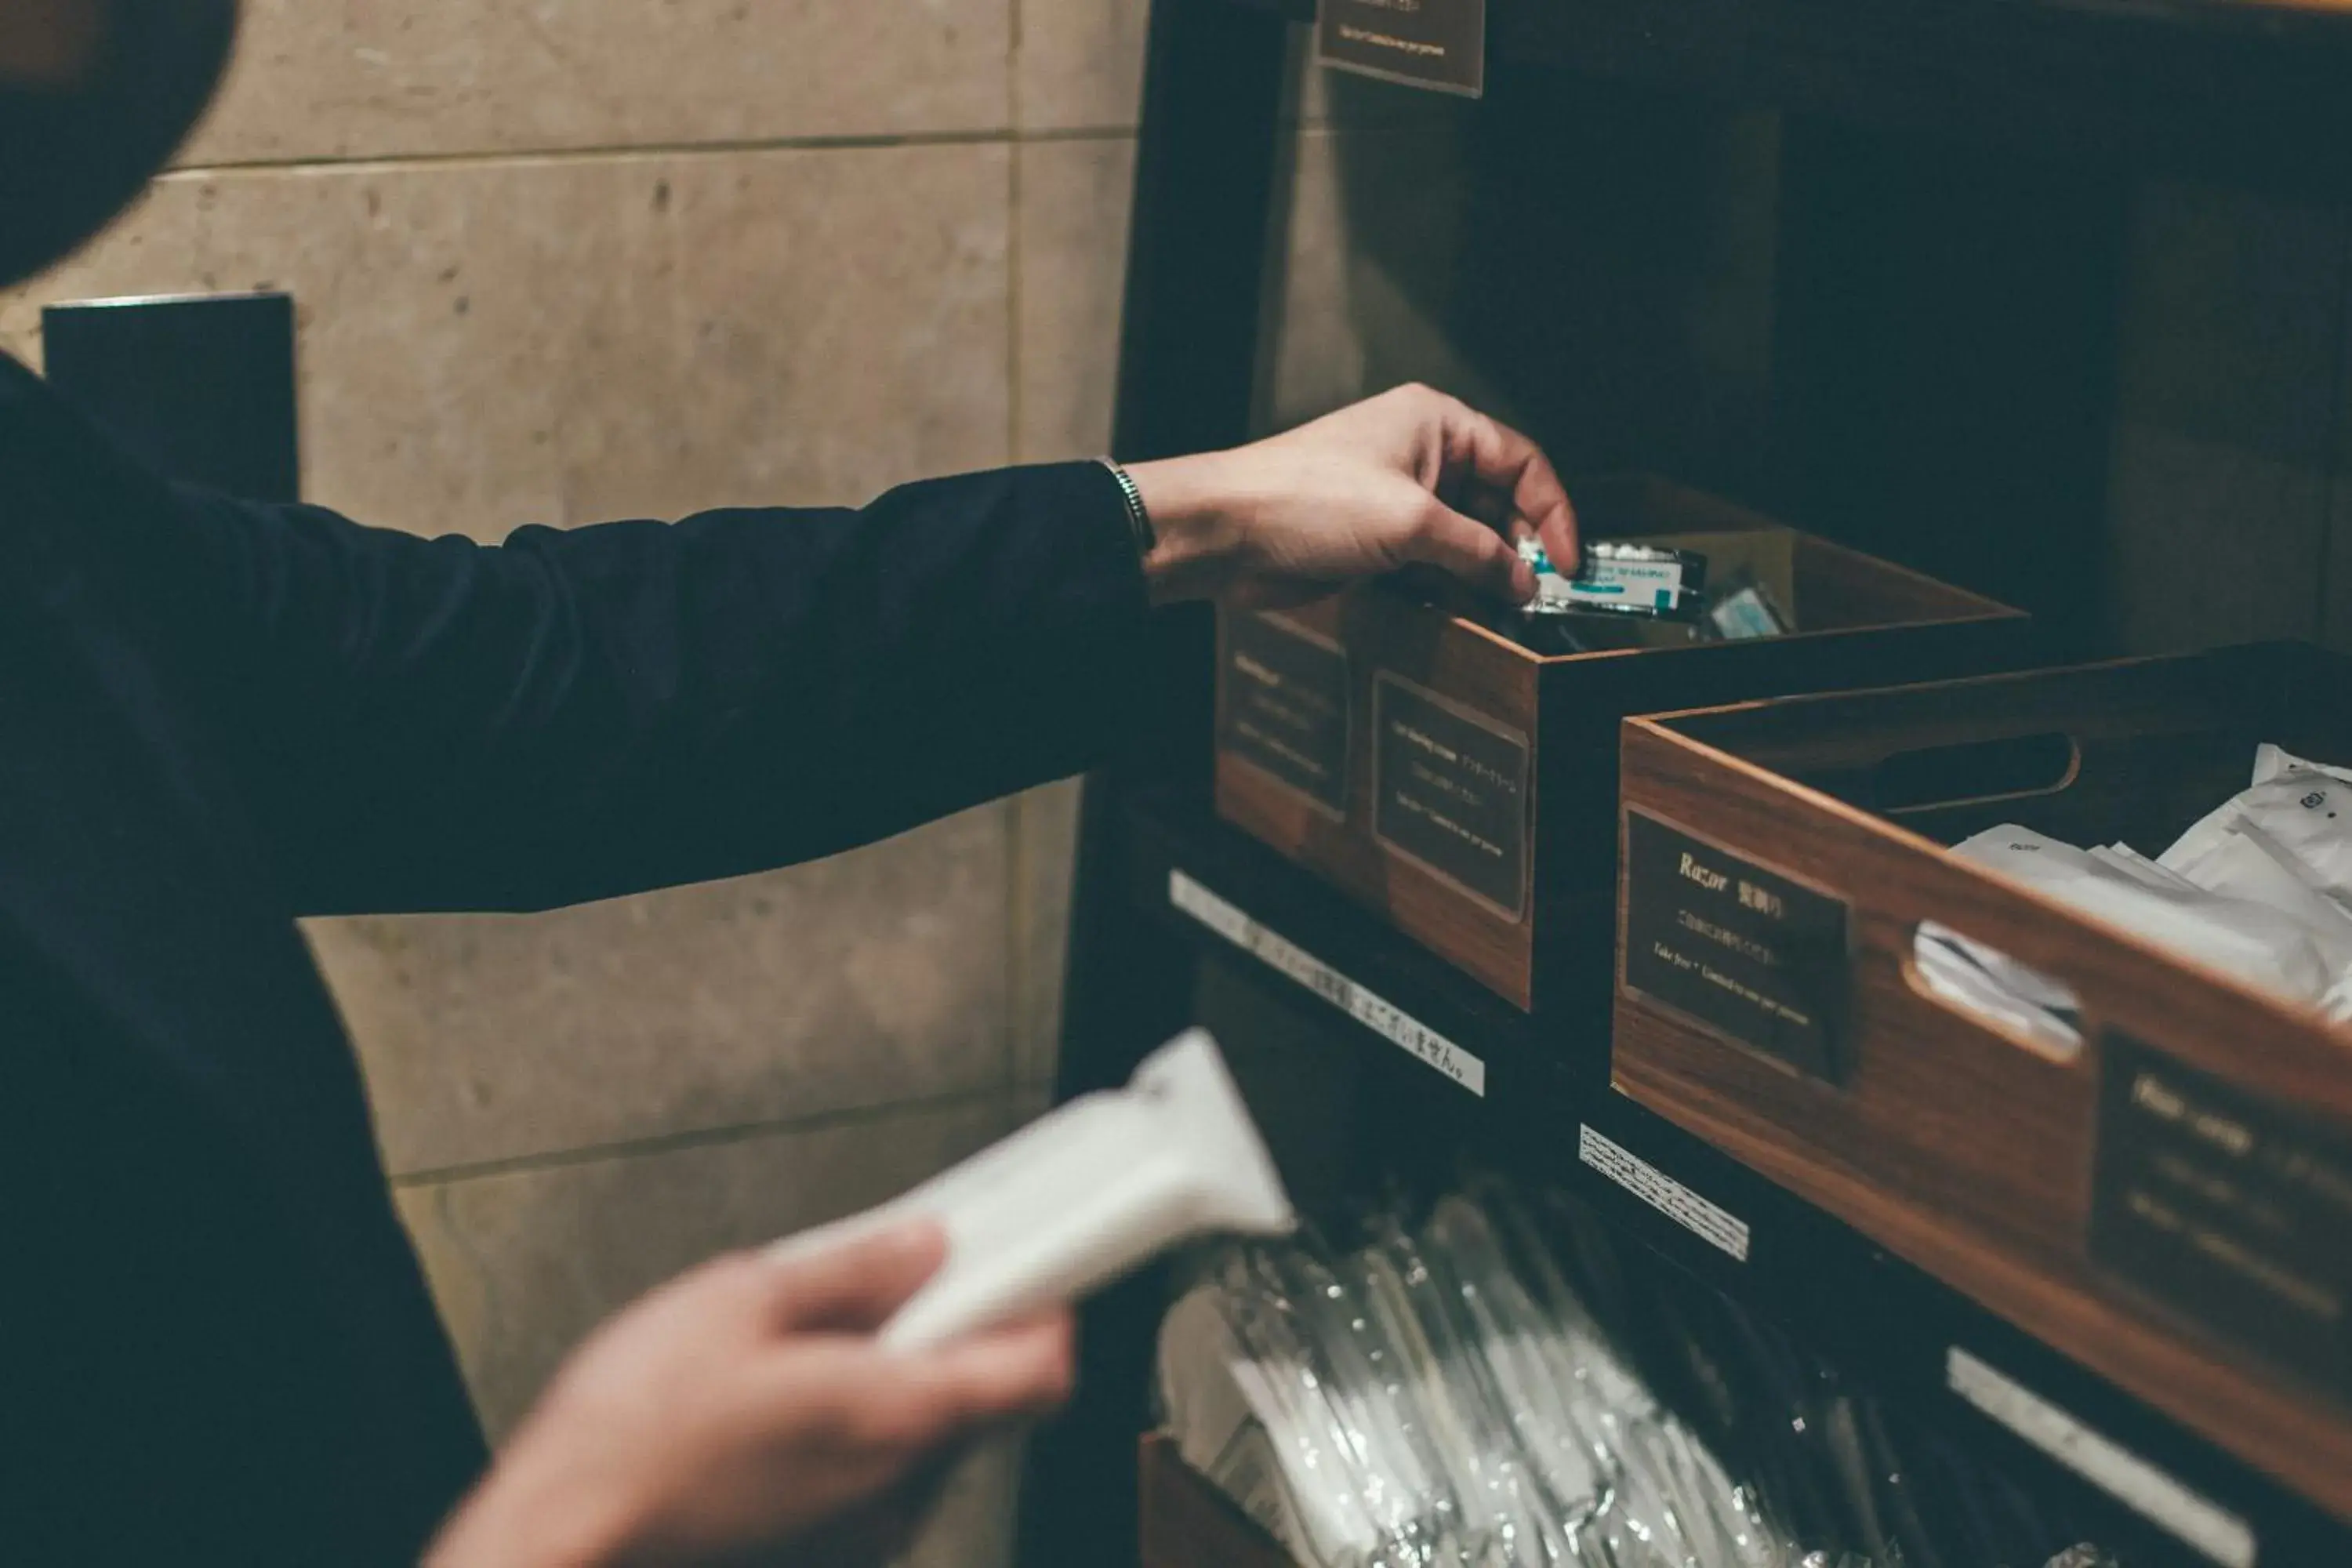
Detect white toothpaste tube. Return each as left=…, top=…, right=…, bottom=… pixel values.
left=770, top=1029, right=1295, bottom=1351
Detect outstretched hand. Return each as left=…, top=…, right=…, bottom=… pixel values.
left=1128, top=383, right=1577, bottom=610
left=426, top=1221, right=1073, bottom=1568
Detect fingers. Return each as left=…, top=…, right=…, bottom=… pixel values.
left=764, top=1219, right=949, bottom=1334
left=1400, top=499, right=1537, bottom=604
left=829, top=1312, right=1077, bottom=1457
left=1428, top=393, right=1579, bottom=572
left=899, top=1312, right=1078, bottom=1430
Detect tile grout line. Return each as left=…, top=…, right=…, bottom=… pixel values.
left=989, top=0, right=1034, bottom=1455
left=1005, top=793, right=1031, bottom=1097
left=1007, top=12, right=1029, bottom=472
left=164, top=124, right=1142, bottom=180
left=387, top=1083, right=1018, bottom=1189
left=1005, top=9, right=1033, bottom=1097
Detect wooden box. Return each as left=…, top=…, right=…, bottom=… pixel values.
left=1139, top=1435, right=1296, bottom=1568
left=1611, top=641, right=2352, bottom=1521
left=1214, top=475, right=2027, bottom=1014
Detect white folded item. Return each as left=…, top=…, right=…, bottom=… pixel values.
left=771, top=1029, right=1295, bottom=1350
left=2166, top=746, right=2352, bottom=915
left=1951, top=824, right=2339, bottom=1006
left=2164, top=820, right=2352, bottom=997
left=2086, top=841, right=2199, bottom=892
left=2255, top=742, right=2352, bottom=787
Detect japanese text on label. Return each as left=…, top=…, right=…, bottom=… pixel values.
left=1171, top=869, right=1486, bottom=1096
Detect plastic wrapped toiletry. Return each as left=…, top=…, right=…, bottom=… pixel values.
left=2255, top=742, right=2352, bottom=787
left=2163, top=819, right=2352, bottom=1003
left=1272, top=1241, right=1480, bottom=1565
left=1952, top=823, right=2340, bottom=1005
left=1220, top=1251, right=1407, bottom=1566
left=771, top=1029, right=1294, bottom=1349
left=1158, top=1284, right=1357, bottom=1563
left=1519, top=535, right=1708, bottom=622
left=1366, top=1220, right=1572, bottom=1566
left=1704, top=568, right=1795, bottom=641
left=2166, top=745, right=2352, bottom=912
left=1160, top=1183, right=2110, bottom=1568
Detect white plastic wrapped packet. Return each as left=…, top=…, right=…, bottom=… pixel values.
left=2254, top=742, right=2352, bottom=786
left=771, top=1029, right=1294, bottom=1350
left=2165, top=818, right=2352, bottom=986
left=1429, top=1195, right=1778, bottom=1568
left=1367, top=1221, right=1573, bottom=1567
left=1159, top=1284, right=1363, bottom=1566
left=1424, top=1200, right=1610, bottom=1512
left=1271, top=1243, right=1484, bottom=1566
left=1161, top=1193, right=1936, bottom=1568
left=1952, top=824, right=2339, bottom=1006
left=1418, top=1202, right=1641, bottom=1568
left=2087, top=841, right=2198, bottom=891
left=2163, top=747, right=2352, bottom=910
left=1339, top=1247, right=1512, bottom=1567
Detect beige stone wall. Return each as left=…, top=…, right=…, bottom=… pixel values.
left=1, top=4, right=1144, bottom=1560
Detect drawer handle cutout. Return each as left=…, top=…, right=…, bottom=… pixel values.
left=1871, top=732, right=2079, bottom=812
left=1904, top=920, right=2085, bottom=1064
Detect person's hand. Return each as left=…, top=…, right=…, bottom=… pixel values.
left=1126, top=383, right=1577, bottom=610
left=425, top=1221, right=1073, bottom=1568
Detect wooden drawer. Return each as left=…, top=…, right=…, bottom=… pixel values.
left=1215, top=474, right=2027, bottom=1022
left=1610, top=641, right=2352, bottom=1523
left=1139, top=1435, right=1296, bottom=1568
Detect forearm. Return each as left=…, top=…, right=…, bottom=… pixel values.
left=1127, top=456, right=1249, bottom=607
left=172, top=461, right=1152, bottom=914
left=426, top=1457, right=646, bottom=1568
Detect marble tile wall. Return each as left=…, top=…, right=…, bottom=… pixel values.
left=1, top=5, right=1149, bottom=1563
left=2101, top=182, right=2352, bottom=653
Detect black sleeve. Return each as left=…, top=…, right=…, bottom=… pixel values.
left=151, top=463, right=1150, bottom=915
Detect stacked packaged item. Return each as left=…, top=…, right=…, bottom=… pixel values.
left=1915, top=744, right=2352, bottom=1053
left=1509, top=536, right=1798, bottom=655
left=1156, top=1184, right=2116, bottom=1568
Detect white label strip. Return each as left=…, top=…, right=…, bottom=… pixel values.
left=1946, top=1348, right=2257, bottom=1568
left=1168, top=869, right=1486, bottom=1096
left=1577, top=1125, right=1751, bottom=1262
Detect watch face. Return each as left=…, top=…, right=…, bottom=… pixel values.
left=0, top=0, right=239, bottom=286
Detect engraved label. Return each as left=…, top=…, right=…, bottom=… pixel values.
left=1171, top=870, right=1486, bottom=1096
left=1220, top=614, right=1350, bottom=814
left=1578, top=1126, right=1751, bottom=1261
left=1319, top=0, right=1486, bottom=96
left=1621, top=810, right=1850, bottom=1080
left=1372, top=674, right=1529, bottom=919
left=2092, top=1036, right=2352, bottom=1402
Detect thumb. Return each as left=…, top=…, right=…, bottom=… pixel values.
left=1400, top=499, right=1537, bottom=604
left=765, top=1218, right=948, bottom=1334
